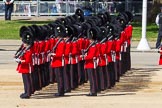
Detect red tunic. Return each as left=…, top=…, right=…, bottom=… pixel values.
left=44, top=39, right=51, bottom=62
left=125, top=25, right=133, bottom=45
left=115, top=39, right=121, bottom=60
left=77, top=38, right=85, bottom=61
left=84, top=44, right=97, bottom=69
left=106, top=40, right=113, bottom=63
left=159, top=47, right=162, bottom=65
left=39, top=40, right=45, bottom=64
left=95, top=42, right=100, bottom=57
left=95, top=42, right=100, bottom=67
left=120, top=31, right=126, bottom=52
left=51, top=39, right=65, bottom=68
left=64, top=41, right=72, bottom=65
left=71, top=41, right=79, bottom=64
left=98, top=42, right=107, bottom=66
left=33, top=41, right=39, bottom=65
left=120, top=31, right=126, bottom=45
left=159, top=55, right=162, bottom=65
left=49, top=37, right=56, bottom=51
left=16, top=47, right=33, bottom=74
left=84, top=38, right=90, bottom=49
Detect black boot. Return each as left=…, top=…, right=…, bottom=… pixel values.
left=20, top=93, right=30, bottom=99
left=54, top=93, right=64, bottom=97
left=86, top=93, right=97, bottom=96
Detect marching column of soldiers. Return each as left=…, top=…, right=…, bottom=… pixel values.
left=14, top=8, right=133, bottom=99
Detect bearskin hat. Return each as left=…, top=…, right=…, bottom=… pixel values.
left=90, top=16, right=102, bottom=26
left=81, top=22, right=91, bottom=37
left=86, top=19, right=96, bottom=27
left=76, top=14, right=85, bottom=22
left=97, top=12, right=107, bottom=26
left=21, top=30, right=34, bottom=45
left=125, top=11, right=133, bottom=22
left=100, top=26, right=108, bottom=41
left=31, top=25, right=43, bottom=40
left=48, top=22, right=58, bottom=37
left=54, top=24, right=66, bottom=37
left=58, top=17, right=69, bottom=26
left=71, top=24, right=82, bottom=38
left=104, top=23, right=115, bottom=36
left=19, top=26, right=31, bottom=38
left=75, top=8, right=84, bottom=16
left=104, top=11, right=111, bottom=23
left=87, top=26, right=100, bottom=40
left=65, top=25, right=74, bottom=37
left=67, top=15, right=77, bottom=24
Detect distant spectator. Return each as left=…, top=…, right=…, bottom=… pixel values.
left=3, top=0, right=14, bottom=20
left=155, top=7, right=162, bottom=48
left=56, top=0, right=62, bottom=13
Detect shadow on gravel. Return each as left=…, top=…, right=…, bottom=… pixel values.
left=31, top=67, right=161, bottom=99
left=0, top=49, right=5, bottom=51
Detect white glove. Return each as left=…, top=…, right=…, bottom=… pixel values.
left=14, top=58, right=21, bottom=63
left=48, top=53, right=56, bottom=56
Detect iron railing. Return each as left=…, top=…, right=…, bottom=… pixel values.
left=0, top=1, right=153, bottom=16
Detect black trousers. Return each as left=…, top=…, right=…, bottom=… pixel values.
left=54, top=67, right=64, bottom=95
left=126, top=45, right=131, bottom=70
left=87, top=68, right=97, bottom=94
left=98, top=67, right=105, bottom=91
left=22, top=73, right=31, bottom=96
left=78, top=60, right=86, bottom=85
left=32, top=65, right=42, bottom=91
left=108, top=62, right=116, bottom=87
left=70, top=64, right=78, bottom=89
left=64, top=64, right=71, bottom=91
left=44, top=62, right=50, bottom=86
left=5, top=4, right=13, bottom=20
left=114, top=60, right=120, bottom=82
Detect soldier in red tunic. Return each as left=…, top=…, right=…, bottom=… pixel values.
left=105, top=23, right=116, bottom=88
left=98, top=26, right=110, bottom=90
left=50, top=24, right=66, bottom=97
left=83, top=27, right=98, bottom=96
left=70, top=34, right=79, bottom=89
left=81, top=22, right=91, bottom=82
left=63, top=25, right=73, bottom=92
left=124, top=11, right=133, bottom=70
left=15, top=30, right=34, bottom=99
left=114, top=32, right=121, bottom=82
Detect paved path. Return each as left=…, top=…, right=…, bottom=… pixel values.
left=0, top=40, right=162, bottom=108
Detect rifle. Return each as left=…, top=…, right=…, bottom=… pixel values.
left=18, top=45, right=32, bottom=58
left=14, top=44, right=24, bottom=58
left=83, top=40, right=97, bottom=55
left=14, top=45, right=32, bottom=63
left=14, top=44, right=31, bottom=59
left=65, top=35, right=73, bottom=43
left=100, top=33, right=113, bottom=44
